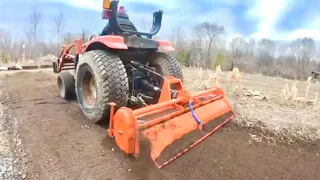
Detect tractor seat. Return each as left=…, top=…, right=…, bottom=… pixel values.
left=101, top=6, right=137, bottom=35
left=116, top=13, right=137, bottom=32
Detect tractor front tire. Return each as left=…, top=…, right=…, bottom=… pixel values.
left=150, top=52, right=183, bottom=82
left=75, top=50, right=129, bottom=123
left=57, top=70, right=75, bottom=100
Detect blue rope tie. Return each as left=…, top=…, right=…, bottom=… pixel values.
left=188, top=100, right=202, bottom=125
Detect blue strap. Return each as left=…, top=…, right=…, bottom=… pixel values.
left=188, top=101, right=202, bottom=125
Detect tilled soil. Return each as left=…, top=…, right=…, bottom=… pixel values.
left=1, top=70, right=320, bottom=180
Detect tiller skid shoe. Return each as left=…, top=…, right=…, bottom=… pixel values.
left=108, top=76, right=236, bottom=168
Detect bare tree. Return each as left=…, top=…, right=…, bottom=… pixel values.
left=29, top=6, right=42, bottom=41
left=168, top=27, right=192, bottom=65
left=258, top=38, right=276, bottom=54
left=314, top=48, right=320, bottom=71
left=9, top=41, right=24, bottom=63
left=0, top=30, right=23, bottom=64
left=291, top=37, right=315, bottom=79
left=230, top=36, right=249, bottom=70
left=194, top=22, right=225, bottom=68
left=23, top=28, right=33, bottom=61
left=54, top=9, right=64, bottom=54
left=170, top=27, right=187, bottom=52
left=28, top=6, right=42, bottom=60
left=188, top=38, right=204, bottom=67
left=0, top=29, right=11, bottom=64
left=248, top=39, right=255, bottom=55
left=257, top=38, right=276, bottom=74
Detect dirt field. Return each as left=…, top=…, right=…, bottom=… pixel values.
left=0, top=68, right=319, bottom=180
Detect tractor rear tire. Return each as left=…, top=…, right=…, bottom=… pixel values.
left=150, top=52, right=183, bottom=82
left=57, top=70, right=75, bottom=100
left=75, top=50, right=129, bottom=123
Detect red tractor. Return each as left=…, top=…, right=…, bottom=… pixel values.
left=53, top=0, right=235, bottom=168
left=54, top=0, right=182, bottom=121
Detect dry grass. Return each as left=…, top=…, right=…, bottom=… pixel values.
left=227, top=67, right=244, bottom=96
left=280, top=81, right=298, bottom=104
left=183, top=67, right=320, bottom=143
left=233, top=100, right=320, bottom=142
left=280, top=76, right=318, bottom=105
left=188, top=66, right=224, bottom=90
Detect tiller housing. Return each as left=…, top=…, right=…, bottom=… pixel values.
left=108, top=76, right=235, bottom=168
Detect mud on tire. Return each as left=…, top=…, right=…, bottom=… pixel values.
left=75, top=50, right=129, bottom=123
left=57, top=70, right=75, bottom=100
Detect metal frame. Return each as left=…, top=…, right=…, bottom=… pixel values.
left=54, top=40, right=83, bottom=73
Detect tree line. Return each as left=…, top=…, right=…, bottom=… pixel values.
left=0, top=7, right=319, bottom=80
left=169, top=23, right=320, bottom=80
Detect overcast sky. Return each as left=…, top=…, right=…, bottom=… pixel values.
left=1, top=0, right=320, bottom=42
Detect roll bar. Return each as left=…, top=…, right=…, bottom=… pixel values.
left=103, top=0, right=163, bottom=38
